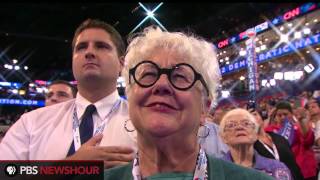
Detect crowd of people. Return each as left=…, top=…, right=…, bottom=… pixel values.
left=0, top=18, right=319, bottom=180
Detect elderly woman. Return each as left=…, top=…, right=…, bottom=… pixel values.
left=220, top=108, right=292, bottom=180
left=104, top=27, right=272, bottom=179
left=249, top=107, right=303, bottom=180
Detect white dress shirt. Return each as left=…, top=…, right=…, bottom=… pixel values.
left=0, top=90, right=137, bottom=160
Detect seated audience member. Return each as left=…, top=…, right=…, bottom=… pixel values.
left=249, top=107, right=303, bottom=180
left=266, top=101, right=317, bottom=180
left=105, top=26, right=273, bottom=180
left=45, top=80, right=77, bottom=106
left=220, top=108, right=292, bottom=179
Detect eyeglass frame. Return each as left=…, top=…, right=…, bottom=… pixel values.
left=223, top=120, right=256, bottom=132
left=129, top=60, right=209, bottom=96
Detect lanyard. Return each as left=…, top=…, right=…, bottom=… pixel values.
left=132, top=148, right=208, bottom=180
left=72, top=99, right=121, bottom=151
left=259, top=140, right=280, bottom=160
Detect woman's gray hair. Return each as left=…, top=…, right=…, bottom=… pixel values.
left=219, top=108, right=260, bottom=134
left=122, top=26, right=221, bottom=104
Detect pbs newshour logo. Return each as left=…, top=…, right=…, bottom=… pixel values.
left=4, top=164, right=18, bottom=177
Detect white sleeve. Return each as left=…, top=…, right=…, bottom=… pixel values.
left=0, top=114, right=31, bottom=160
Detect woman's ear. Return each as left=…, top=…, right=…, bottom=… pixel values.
left=200, top=113, right=207, bottom=126
left=118, top=56, right=125, bottom=76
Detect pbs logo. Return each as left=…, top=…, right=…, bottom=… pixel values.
left=4, top=164, right=18, bottom=177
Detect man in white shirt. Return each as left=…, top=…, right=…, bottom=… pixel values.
left=0, top=19, right=137, bottom=169
left=45, top=80, right=76, bottom=106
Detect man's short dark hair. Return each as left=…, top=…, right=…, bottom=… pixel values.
left=48, top=80, right=77, bottom=98
left=72, top=18, right=125, bottom=57
left=275, top=101, right=293, bottom=113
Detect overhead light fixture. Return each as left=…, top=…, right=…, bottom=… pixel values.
left=219, top=59, right=224, bottom=63
left=305, top=22, right=309, bottom=26
left=14, top=65, right=20, bottom=70
left=314, top=19, right=318, bottom=23
left=130, top=2, right=165, bottom=34
left=239, top=76, right=245, bottom=81
left=306, top=50, right=310, bottom=53
left=294, top=31, right=302, bottom=39
left=12, top=59, right=18, bottom=64
left=269, top=79, right=276, bottom=86
left=280, top=34, right=289, bottom=43
left=284, top=71, right=294, bottom=80
left=239, top=50, right=247, bottom=56
left=303, top=28, right=311, bottom=35
left=261, top=79, right=268, bottom=87
left=255, top=47, right=261, bottom=53
left=280, top=26, right=284, bottom=31
left=226, top=61, right=230, bottom=65
left=287, top=23, right=293, bottom=27
left=260, top=44, right=266, bottom=51
left=274, top=72, right=284, bottom=80
left=221, top=90, right=230, bottom=98
left=225, top=57, right=229, bottom=61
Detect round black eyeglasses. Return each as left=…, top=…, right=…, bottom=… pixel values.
left=129, top=60, right=209, bottom=96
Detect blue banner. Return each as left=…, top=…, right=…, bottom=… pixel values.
left=0, top=98, right=45, bottom=107
left=220, top=33, right=320, bottom=75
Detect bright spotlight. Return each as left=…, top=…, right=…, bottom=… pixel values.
left=12, top=59, right=18, bottom=64
left=270, top=79, right=276, bottom=86
left=280, top=26, right=284, bottom=31
left=14, top=65, right=20, bottom=70
left=147, top=10, right=154, bottom=18
left=255, top=47, right=261, bottom=53
left=12, top=89, right=18, bottom=94
left=225, top=57, right=229, bottom=61
left=239, top=50, right=247, bottom=56
left=287, top=23, right=293, bottom=27
left=221, top=90, right=230, bottom=98
left=7, top=65, right=13, bottom=70
left=294, top=31, right=302, bottom=39
left=24, top=66, right=28, bottom=70
left=284, top=71, right=294, bottom=80
left=280, top=34, right=289, bottom=42
left=274, top=72, right=284, bottom=80
left=226, top=61, right=230, bottom=65
left=260, top=45, right=266, bottom=51
left=4, top=64, right=8, bottom=69
left=304, top=63, right=315, bottom=73
left=219, top=59, right=224, bottom=63
left=239, top=76, right=245, bottom=81
left=303, top=28, right=311, bottom=35
left=293, top=71, right=304, bottom=80
left=261, top=79, right=267, bottom=87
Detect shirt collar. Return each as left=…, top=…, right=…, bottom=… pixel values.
left=75, top=90, right=120, bottom=120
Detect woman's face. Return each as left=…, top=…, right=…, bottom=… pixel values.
left=221, top=113, right=257, bottom=146
left=127, top=49, right=206, bottom=138
left=251, top=111, right=263, bottom=128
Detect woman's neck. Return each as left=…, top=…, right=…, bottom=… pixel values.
left=138, top=135, right=200, bottom=178
left=258, top=131, right=273, bottom=147
left=229, top=145, right=254, bottom=168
